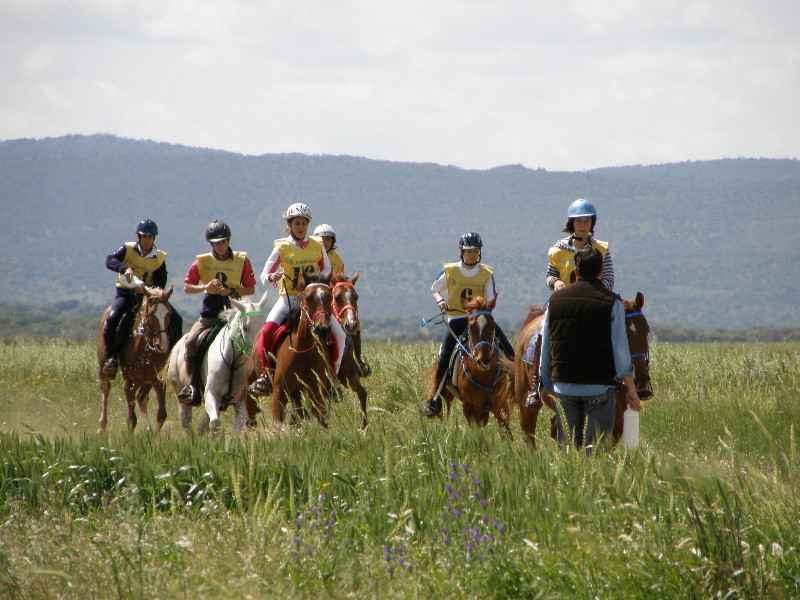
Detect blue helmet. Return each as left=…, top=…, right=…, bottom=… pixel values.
left=567, top=199, right=597, bottom=219
left=135, top=218, right=159, bottom=237
left=459, top=232, right=483, bottom=250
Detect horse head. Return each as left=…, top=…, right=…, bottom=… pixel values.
left=297, top=272, right=333, bottom=341
left=462, top=295, right=497, bottom=371
left=229, top=290, right=270, bottom=348
left=332, top=271, right=360, bottom=336
left=623, top=291, right=653, bottom=400
left=139, top=285, right=174, bottom=353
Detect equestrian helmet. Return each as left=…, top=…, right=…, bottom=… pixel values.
left=135, top=218, right=159, bottom=237
left=567, top=199, right=597, bottom=219
left=313, top=223, right=336, bottom=237
left=459, top=232, right=483, bottom=250
left=284, top=203, right=312, bottom=222
left=206, top=220, right=232, bottom=242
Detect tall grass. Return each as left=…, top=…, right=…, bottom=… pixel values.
left=1, top=339, right=799, bottom=598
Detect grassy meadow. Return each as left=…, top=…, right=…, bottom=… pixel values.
left=0, top=337, right=799, bottom=599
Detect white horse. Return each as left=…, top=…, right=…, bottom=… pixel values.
left=163, top=291, right=269, bottom=434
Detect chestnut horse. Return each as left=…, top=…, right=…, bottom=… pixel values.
left=514, top=292, right=651, bottom=447
left=96, top=285, right=174, bottom=433
left=439, top=296, right=514, bottom=439
left=330, top=272, right=368, bottom=428
left=244, top=273, right=337, bottom=427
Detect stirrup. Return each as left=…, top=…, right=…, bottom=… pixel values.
left=248, top=374, right=272, bottom=398
left=357, top=361, right=372, bottom=377
left=523, top=386, right=542, bottom=410
left=420, top=396, right=442, bottom=418
left=102, top=358, right=118, bottom=378
left=178, top=384, right=202, bottom=406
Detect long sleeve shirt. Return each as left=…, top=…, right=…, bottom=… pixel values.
left=539, top=298, right=634, bottom=395
left=106, top=243, right=168, bottom=289
left=545, top=235, right=615, bottom=291
left=259, top=236, right=331, bottom=285
left=430, top=263, right=497, bottom=321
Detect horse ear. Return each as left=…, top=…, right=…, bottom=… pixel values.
left=636, top=291, right=645, bottom=309
left=351, top=271, right=360, bottom=286
left=164, top=285, right=174, bottom=300
left=488, top=294, right=497, bottom=311
left=461, top=296, right=469, bottom=310
left=257, top=289, right=269, bottom=310
left=323, top=272, right=332, bottom=285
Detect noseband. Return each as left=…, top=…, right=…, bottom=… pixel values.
left=626, top=310, right=653, bottom=398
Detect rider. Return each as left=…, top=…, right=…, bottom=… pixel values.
left=178, top=220, right=257, bottom=406
left=248, top=203, right=347, bottom=397
left=420, top=232, right=515, bottom=418
left=101, top=218, right=168, bottom=377
left=524, top=198, right=615, bottom=407
left=313, top=222, right=371, bottom=377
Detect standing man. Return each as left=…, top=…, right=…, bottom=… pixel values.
left=179, top=220, right=257, bottom=406
left=539, top=247, right=641, bottom=454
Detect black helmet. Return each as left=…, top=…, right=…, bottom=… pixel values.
left=135, top=218, right=159, bottom=237
left=459, top=232, right=483, bottom=250
left=206, top=220, right=232, bottom=242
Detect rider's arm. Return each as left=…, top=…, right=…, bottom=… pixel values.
left=483, top=276, right=497, bottom=302
left=545, top=261, right=562, bottom=291
left=431, top=270, right=448, bottom=310
left=152, top=260, right=168, bottom=289
left=260, top=246, right=282, bottom=284
left=183, top=260, right=215, bottom=294
left=601, top=247, right=615, bottom=290
left=236, top=258, right=257, bottom=297
left=106, top=245, right=128, bottom=274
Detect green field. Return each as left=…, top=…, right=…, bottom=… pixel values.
left=1, top=338, right=799, bottom=599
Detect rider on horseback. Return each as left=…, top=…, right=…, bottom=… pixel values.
left=101, top=218, right=170, bottom=378
left=178, top=220, right=257, bottom=406
left=249, top=204, right=347, bottom=397
left=420, top=232, right=515, bottom=418
left=313, top=222, right=371, bottom=377
left=524, top=199, right=616, bottom=408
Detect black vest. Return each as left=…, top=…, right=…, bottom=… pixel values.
left=548, top=279, right=619, bottom=386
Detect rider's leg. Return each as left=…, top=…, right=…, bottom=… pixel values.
left=421, top=317, right=467, bottom=417
left=524, top=331, right=543, bottom=409
left=331, top=318, right=346, bottom=376
left=495, top=324, right=515, bottom=359
left=102, top=294, right=131, bottom=377
left=178, top=318, right=213, bottom=406
left=249, top=297, right=290, bottom=397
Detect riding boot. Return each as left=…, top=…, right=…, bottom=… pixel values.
left=354, top=331, right=371, bottom=377
left=523, top=334, right=543, bottom=410
left=178, top=335, right=203, bottom=406
left=102, top=356, right=118, bottom=378
left=249, top=321, right=279, bottom=397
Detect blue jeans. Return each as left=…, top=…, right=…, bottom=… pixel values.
left=554, top=388, right=616, bottom=454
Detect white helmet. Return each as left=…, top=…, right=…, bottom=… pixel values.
left=313, top=223, right=336, bottom=237
left=283, top=203, right=312, bottom=221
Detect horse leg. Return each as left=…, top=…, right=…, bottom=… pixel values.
left=345, top=372, right=368, bottom=429
left=493, top=398, right=513, bottom=441
left=123, top=381, right=138, bottom=431
left=154, top=381, right=167, bottom=432
left=98, top=376, right=111, bottom=434
left=136, top=384, right=152, bottom=431
left=178, top=403, right=192, bottom=434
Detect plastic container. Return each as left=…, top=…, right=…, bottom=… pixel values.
left=119, top=275, right=145, bottom=289
left=623, top=408, right=640, bottom=450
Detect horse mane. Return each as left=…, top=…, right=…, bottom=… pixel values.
left=302, top=272, right=329, bottom=286
left=521, top=305, right=546, bottom=327
left=463, top=296, right=490, bottom=312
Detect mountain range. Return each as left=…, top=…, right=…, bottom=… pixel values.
left=1, top=134, right=798, bottom=329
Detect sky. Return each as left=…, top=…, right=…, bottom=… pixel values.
left=1, top=0, right=798, bottom=171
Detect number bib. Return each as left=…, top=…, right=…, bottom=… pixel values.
left=196, top=251, right=247, bottom=290
left=444, top=263, right=493, bottom=317
left=275, top=238, right=324, bottom=296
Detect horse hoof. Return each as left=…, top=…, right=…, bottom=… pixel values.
left=209, top=419, right=221, bottom=432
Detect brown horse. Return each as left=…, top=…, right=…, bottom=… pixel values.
left=331, top=272, right=368, bottom=429
left=439, top=296, right=514, bottom=439
left=97, top=285, right=174, bottom=433
left=514, top=292, right=652, bottom=447
left=244, top=273, right=337, bottom=427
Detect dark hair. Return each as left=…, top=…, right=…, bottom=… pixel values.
left=561, top=216, right=596, bottom=234
left=574, top=247, right=603, bottom=279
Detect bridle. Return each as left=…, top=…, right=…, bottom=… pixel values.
left=136, top=295, right=171, bottom=352
left=459, top=309, right=503, bottom=411
left=331, top=280, right=359, bottom=324
left=625, top=310, right=653, bottom=399
left=292, top=282, right=332, bottom=353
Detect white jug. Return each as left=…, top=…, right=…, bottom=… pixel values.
left=623, top=408, right=640, bottom=450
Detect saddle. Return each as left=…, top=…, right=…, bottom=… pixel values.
left=194, top=322, right=226, bottom=363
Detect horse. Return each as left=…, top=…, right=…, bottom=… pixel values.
left=162, top=291, right=269, bottom=434
left=330, top=272, right=369, bottom=428
left=514, top=292, right=652, bottom=448
left=244, top=272, right=337, bottom=427
left=438, top=296, right=515, bottom=439
left=96, top=285, right=174, bottom=433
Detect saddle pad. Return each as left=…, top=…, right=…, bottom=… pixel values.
left=196, top=322, right=225, bottom=362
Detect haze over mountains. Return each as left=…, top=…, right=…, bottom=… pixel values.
left=1, top=134, right=798, bottom=329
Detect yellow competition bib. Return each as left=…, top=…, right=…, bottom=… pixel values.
left=116, top=242, right=167, bottom=288
left=327, top=249, right=344, bottom=275
left=548, top=240, right=608, bottom=287
left=275, top=238, right=324, bottom=296
left=444, top=263, right=493, bottom=317
left=196, top=251, right=247, bottom=290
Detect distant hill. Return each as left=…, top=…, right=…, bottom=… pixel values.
left=1, top=134, right=798, bottom=329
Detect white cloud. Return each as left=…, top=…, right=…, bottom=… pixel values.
left=0, top=0, right=797, bottom=169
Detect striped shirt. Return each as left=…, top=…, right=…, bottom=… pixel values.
left=544, top=235, right=615, bottom=291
